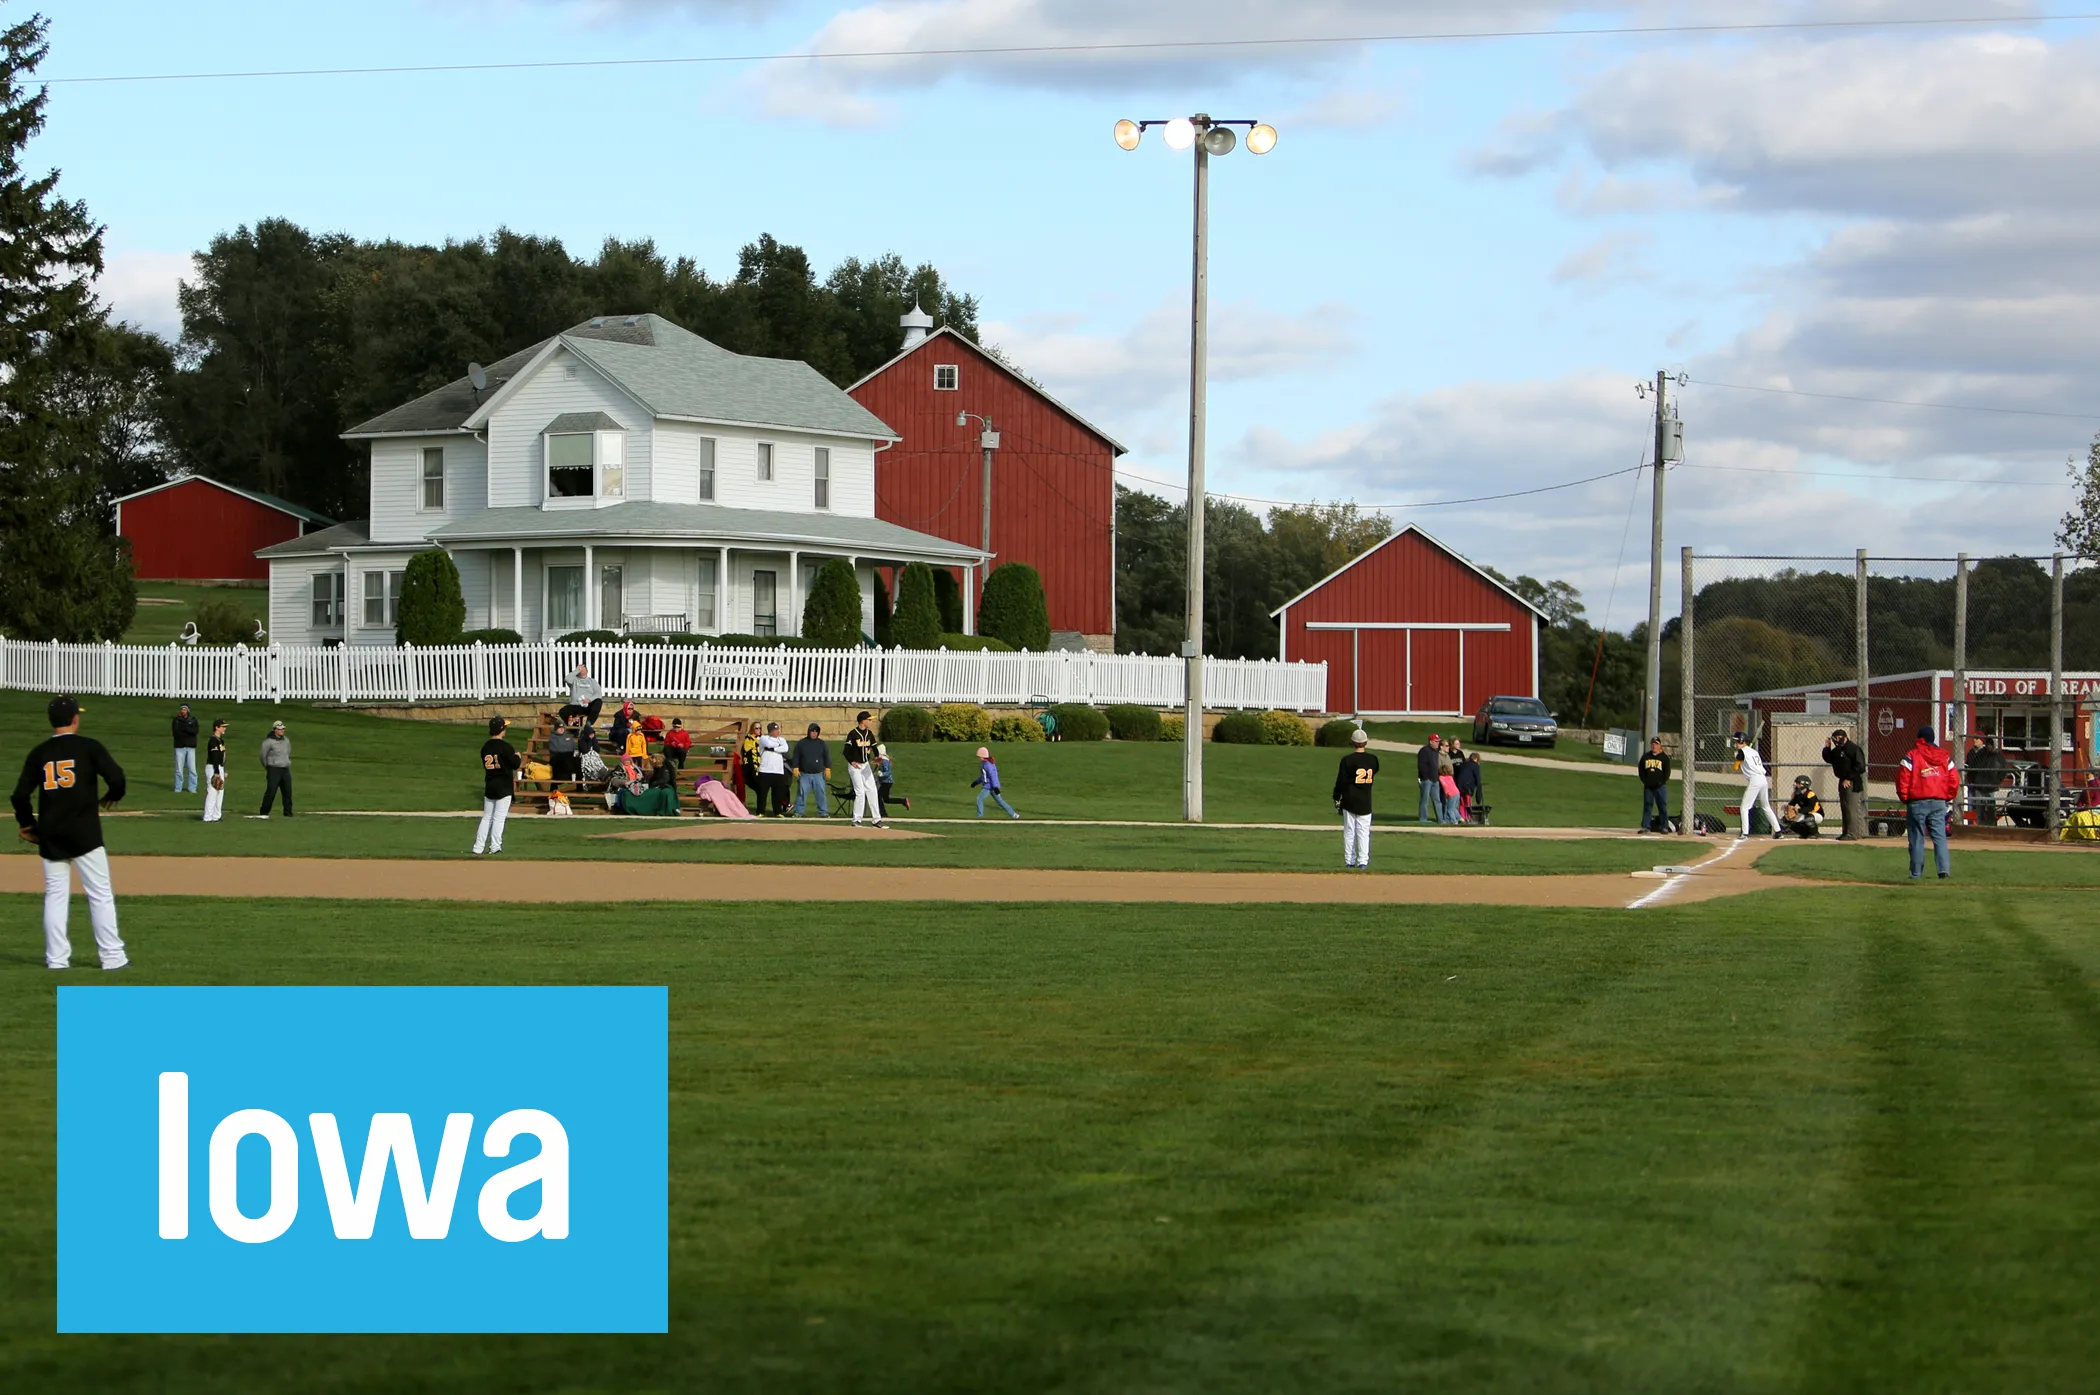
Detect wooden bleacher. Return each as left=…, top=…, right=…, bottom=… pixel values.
left=510, top=712, right=747, bottom=816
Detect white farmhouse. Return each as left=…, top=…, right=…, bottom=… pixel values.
left=259, top=314, right=984, bottom=644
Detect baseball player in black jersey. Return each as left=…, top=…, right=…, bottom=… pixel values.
left=473, top=716, right=522, bottom=855
left=844, top=710, right=885, bottom=828
left=1332, top=727, right=1380, bottom=869
left=11, top=695, right=128, bottom=970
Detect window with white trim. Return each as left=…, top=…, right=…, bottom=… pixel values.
left=699, top=437, right=716, bottom=502
left=813, top=446, right=830, bottom=509
left=420, top=447, right=445, bottom=510
left=756, top=441, right=775, bottom=481
left=933, top=364, right=959, bottom=391
left=546, top=566, right=584, bottom=631
left=599, top=432, right=625, bottom=499
left=697, top=556, right=718, bottom=630
left=545, top=430, right=626, bottom=501
left=362, top=570, right=406, bottom=628
left=310, top=572, right=343, bottom=627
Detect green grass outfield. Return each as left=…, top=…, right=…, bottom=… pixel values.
left=1759, top=841, right=2100, bottom=887
left=3, top=888, right=2098, bottom=1392
left=121, top=583, right=267, bottom=647
left=1, top=692, right=1642, bottom=829
left=30, top=814, right=1669, bottom=875
left=1364, top=718, right=1626, bottom=767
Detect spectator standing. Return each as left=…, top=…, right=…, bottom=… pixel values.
left=1821, top=728, right=1868, bottom=841
left=171, top=702, right=199, bottom=793
left=972, top=746, right=1020, bottom=819
left=1964, top=736, right=2006, bottom=822
left=558, top=665, right=604, bottom=728
left=547, top=721, right=580, bottom=782
left=844, top=711, right=885, bottom=828
left=201, top=719, right=229, bottom=823
left=12, top=695, right=129, bottom=971
left=1896, top=724, right=1957, bottom=880
left=740, top=719, right=761, bottom=790
left=1731, top=732, right=1778, bottom=839
left=1637, top=737, right=1672, bottom=833
left=255, top=720, right=294, bottom=818
left=757, top=721, right=791, bottom=816
left=792, top=723, right=832, bottom=817
left=473, top=716, right=521, bottom=856
left=1416, top=734, right=1442, bottom=822
left=1455, top=749, right=1483, bottom=824
left=1332, top=727, right=1379, bottom=868
left=664, top=718, right=692, bottom=773
left=1436, top=739, right=1461, bottom=825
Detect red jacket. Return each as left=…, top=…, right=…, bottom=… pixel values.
left=1895, top=738, right=1957, bottom=802
left=665, top=727, right=691, bottom=753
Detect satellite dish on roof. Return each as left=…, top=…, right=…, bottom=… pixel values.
left=468, top=362, right=488, bottom=392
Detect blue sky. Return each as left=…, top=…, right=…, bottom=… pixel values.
left=46, top=1, right=2100, bottom=625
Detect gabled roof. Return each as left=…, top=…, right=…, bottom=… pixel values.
left=255, top=519, right=371, bottom=558
left=426, top=501, right=983, bottom=562
left=344, top=314, right=899, bottom=443
left=1269, top=524, right=1553, bottom=620
left=114, top=474, right=336, bottom=527
left=846, top=326, right=1129, bottom=457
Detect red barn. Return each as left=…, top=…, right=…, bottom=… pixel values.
left=116, top=476, right=334, bottom=582
left=850, top=319, right=1122, bottom=650
left=1272, top=526, right=1547, bottom=717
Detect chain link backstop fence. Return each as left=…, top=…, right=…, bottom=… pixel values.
left=1678, top=551, right=2097, bottom=840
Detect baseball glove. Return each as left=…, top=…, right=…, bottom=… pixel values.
left=211, top=773, right=226, bottom=791
left=17, top=826, right=38, bottom=845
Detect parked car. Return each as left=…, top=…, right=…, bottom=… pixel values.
left=1473, top=696, right=1558, bottom=748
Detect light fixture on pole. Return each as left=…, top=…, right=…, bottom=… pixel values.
left=957, top=409, right=999, bottom=623
left=1114, top=113, right=1277, bottom=823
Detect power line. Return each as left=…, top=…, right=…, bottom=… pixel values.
left=1115, top=463, right=1647, bottom=511
left=1688, top=378, right=2100, bottom=422
left=47, top=12, right=2100, bottom=86
left=1680, top=462, right=2073, bottom=487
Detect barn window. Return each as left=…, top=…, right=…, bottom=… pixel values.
left=933, top=364, right=959, bottom=391
left=813, top=446, right=831, bottom=509
left=420, top=447, right=445, bottom=510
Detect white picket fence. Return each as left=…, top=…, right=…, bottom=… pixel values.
left=0, top=638, right=1327, bottom=712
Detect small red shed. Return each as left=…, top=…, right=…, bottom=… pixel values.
left=115, top=476, right=333, bottom=583
left=1272, top=526, right=1547, bottom=717
left=850, top=321, right=1123, bottom=650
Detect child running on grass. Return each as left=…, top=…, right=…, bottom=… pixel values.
left=971, top=746, right=1020, bottom=819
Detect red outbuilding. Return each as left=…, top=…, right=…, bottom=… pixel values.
left=1272, top=526, right=1547, bottom=717
left=850, top=318, right=1123, bottom=650
left=115, top=476, right=334, bottom=583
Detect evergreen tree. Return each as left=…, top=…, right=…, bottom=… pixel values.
left=800, top=557, right=863, bottom=648
left=0, top=11, right=138, bottom=642
left=978, top=563, right=1051, bottom=651
left=395, top=550, right=466, bottom=644
left=933, top=567, right=964, bottom=633
left=891, top=563, right=942, bottom=649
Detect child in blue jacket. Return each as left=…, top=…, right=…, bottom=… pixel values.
left=971, top=746, right=1019, bottom=819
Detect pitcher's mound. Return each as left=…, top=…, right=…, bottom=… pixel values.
left=596, top=820, right=938, bottom=842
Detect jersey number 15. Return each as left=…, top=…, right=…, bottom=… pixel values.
left=42, top=760, right=76, bottom=791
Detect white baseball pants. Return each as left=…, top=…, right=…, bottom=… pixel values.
left=849, top=763, right=881, bottom=823
left=44, top=848, right=126, bottom=970
left=202, top=769, right=225, bottom=822
left=1742, top=777, right=1778, bottom=837
left=473, top=796, right=512, bottom=854
left=1343, top=810, right=1372, bottom=867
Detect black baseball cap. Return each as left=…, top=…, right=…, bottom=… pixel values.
left=857, top=710, right=871, bottom=722
left=47, top=695, right=80, bottom=727
left=488, top=716, right=507, bottom=735
left=807, top=722, right=821, bottom=734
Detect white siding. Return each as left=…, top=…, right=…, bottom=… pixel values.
left=485, top=348, right=651, bottom=508
left=267, top=557, right=344, bottom=645
left=653, top=421, right=701, bottom=504
left=369, top=435, right=487, bottom=546
left=457, top=550, right=493, bottom=631
left=687, top=430, right=875, bottom=517
left=345, top=551, right=419, bottom=646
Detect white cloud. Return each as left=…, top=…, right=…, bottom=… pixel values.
left=95, top=249, right=189, bottom=340
left=1551, top=229, right=1651, bottom=286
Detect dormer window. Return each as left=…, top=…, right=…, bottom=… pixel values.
left=542, top=412, right=627, bottom=503
left=933, top=364, right=959, bottom=391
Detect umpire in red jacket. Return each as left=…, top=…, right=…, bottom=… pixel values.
left=1895, top=725, right=1957, bottom=880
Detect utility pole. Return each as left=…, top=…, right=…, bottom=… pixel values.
left=1183, top=121, right=1211, bottom=823
left=979, top=416, right=998, bottom=616
left=1644, top=370, right=1678, bottom=742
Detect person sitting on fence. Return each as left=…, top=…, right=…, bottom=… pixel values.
left=547, top=720, right=580, bottom=783
left=1782, top=776, right=1825, bottom=838
left=664, top=718, right=691, bottom=772
left=558, top=665, right=604, bottom=728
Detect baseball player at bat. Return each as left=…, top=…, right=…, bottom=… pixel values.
left=11, top=694, right=129, bottom=971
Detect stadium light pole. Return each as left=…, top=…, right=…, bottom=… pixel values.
left=1116, top=114, right=1277, bottom=823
